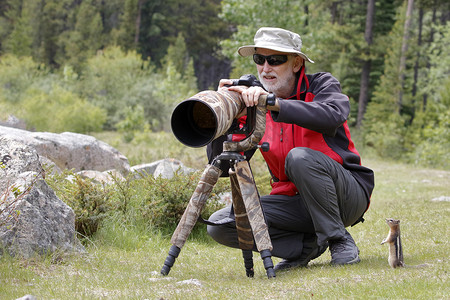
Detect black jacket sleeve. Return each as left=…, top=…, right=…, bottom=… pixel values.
left=271, top=72, right=350, bottom=137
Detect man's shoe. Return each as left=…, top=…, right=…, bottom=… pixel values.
left=274, top=258, right=309, bottom=271
left=329, top=230, right=361, bottom=265
left=274, top=234, right=328, bottom=271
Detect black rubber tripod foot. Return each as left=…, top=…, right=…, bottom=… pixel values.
left=161, top=245, right=181, bottom=276
left=260, top=249, right=276, bottom=278
left=242, top=250, right=254, bottom=277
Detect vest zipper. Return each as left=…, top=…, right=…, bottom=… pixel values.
left=293, top=124, right=297, bottom=147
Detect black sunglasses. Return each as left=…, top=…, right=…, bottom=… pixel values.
left=253, top=54, right=289, bottom=66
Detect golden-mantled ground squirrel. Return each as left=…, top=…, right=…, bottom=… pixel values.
left=381, top=218, right=405, bottom=268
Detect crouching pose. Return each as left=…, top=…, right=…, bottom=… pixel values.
left=206, top=27, right=374, bottom=270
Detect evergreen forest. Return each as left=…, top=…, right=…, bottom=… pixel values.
left=0, top=0, right=449, bottom=169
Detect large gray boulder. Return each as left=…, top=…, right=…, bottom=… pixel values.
left=0, top=138, right=85, bottom=258
left=0, top=126, right=130, bottom=175
left=131, top=158, right=196, bottom=179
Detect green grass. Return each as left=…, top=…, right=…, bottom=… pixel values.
left=1, top=133, right=449, bottom=299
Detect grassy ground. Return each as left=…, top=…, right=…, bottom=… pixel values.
left=1, top=133, right=449, bottom=299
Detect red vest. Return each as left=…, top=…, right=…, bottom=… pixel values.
left=235, top=69, right=361, bottom=196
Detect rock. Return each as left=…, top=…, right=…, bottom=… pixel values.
left=0, top=126, right=130, bottom=175
left=0, top=114, right=27, bottom=130
left=77, top=169, right=125, bottom=185
left=38, top=155, right=62, bottom=175
left=0, top=138, right=85, bottom=258
left=176, top=278, right=202, bottom=286
left=0, top=138, right=45, bottom=191
left=431, top=196, right=450, bottom=202
left=130, top=161, right=162, bottom=178
left=131, top=158, right=196, bottom=179
left=15, top=295, right=37, bottom=300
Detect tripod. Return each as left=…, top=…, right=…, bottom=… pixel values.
left=160, top=149, right=275, bottom=278
left=163, top=78, right=275, bottom=278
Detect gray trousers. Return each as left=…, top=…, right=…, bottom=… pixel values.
left=207, top=147, right=368, bottom=259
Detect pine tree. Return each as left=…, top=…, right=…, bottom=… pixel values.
left=112, top=0, right=139, bottom=51
left=398, top=0, right=415, bottom=110
left=356, top=0, right=375, bottom=128
left=37, top=0, right=72, bottom=66
left=64, top=0, right=104, bottom=70
left=158, top=33, right=198, bottom=101
left=407, top=21, right=450, bottom=167
left=139, top=0, right=231, bottom=88
left=3, top=0, right=33, bottom=56
left=363, top=3, right=413, bottom=158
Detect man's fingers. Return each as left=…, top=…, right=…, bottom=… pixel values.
left=227, top=85, right=249, bottom=93
left=221, top=85, right=268, bottom=107
left=242, top=86, right=265, bottom=107
left=218, top=79, right=234, bottom=89
left=251, top=87, right=261, bottom=106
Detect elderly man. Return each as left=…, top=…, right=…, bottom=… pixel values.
left=206, top=27, right=374, bottom=270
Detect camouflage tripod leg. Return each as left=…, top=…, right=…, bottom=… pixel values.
left=230, top=170, right=255, bottom=277
left=161, top=164, right=222, bottom=276
left=234, top=160, right=275, bottom=278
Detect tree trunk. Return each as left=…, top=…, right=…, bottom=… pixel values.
left=356, top=0, right=375, bottom=128
left=398, top=0, right=414, bottom=112
left=331, top=2, right=338, bottom=24
left=410, top=7, right=423, bottom=120
left=304, top=5, right=309, bottom=27
left=134, top=0, right=144, bottom=45
left=412, top=7, right=423, bottom=98
left=423, top=7, right=437, bottom=110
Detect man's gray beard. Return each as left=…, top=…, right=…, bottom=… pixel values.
left=258, top=72, right=296, bottom=96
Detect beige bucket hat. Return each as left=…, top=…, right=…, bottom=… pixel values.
left=238, top=27, right=314, bottom=63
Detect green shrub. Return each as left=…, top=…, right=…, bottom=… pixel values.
left=79, top=47, right=155, bottom=129
left=115, top=105, right=150, bottom=142
left=22, top=86, right=107, bottom=133
left=0, top=54, right=47, bottom=104
left=46, top=170, right=114, bottom=238
left=407, top=106, right=450, bottom=169
left=46, top=167, right=229, bottom=239
left=363, top=114, right=407, bottom=159
left=113, top=170, right=228, bottom=234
